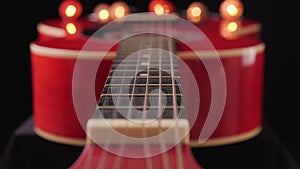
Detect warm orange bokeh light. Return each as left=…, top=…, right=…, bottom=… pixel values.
left=94, top=3, right=111, bottom=23
left=219, top=0, right=244, bottom=21
left=148, top=0, right=175, bottom=15
left=186, top=2, right=208, bottom=23
left=109, top=1, right=130, bottom=20
left=220, top=20, right=242, bottom=40
left=154, top=4, right=165, bottom=15
left=65, top=5, right=77, bottom=17
left=62, top=21, right=82, bottom=39
left=66, top=22, right=77, bottom=35
left=59, top=0, right=82, bottom=21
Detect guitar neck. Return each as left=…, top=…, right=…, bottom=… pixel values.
left=87, top=33, right=190, bottom=145
left=97, top=34, right=185, bottom=119
left=68, top=15, right=203, bottom=169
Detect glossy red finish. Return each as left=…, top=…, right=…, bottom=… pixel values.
left=31, top=38, right=114, bottom=139
left=181, top=52, right=264, bottom=140
left=69, top=144, right=203, bottom=169
left=31, top=16, right=264, bottom=144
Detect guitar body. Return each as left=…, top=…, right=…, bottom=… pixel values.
left=30, top=36, right=114, bottom=145
left=69, top=144, right=201, bottom=169
left=30, top=14, right=265, bottom=147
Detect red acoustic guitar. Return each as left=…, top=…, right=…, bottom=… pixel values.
left=70, top=21, right=204, bottom=168
left=29, top=0, right=265, bottom=168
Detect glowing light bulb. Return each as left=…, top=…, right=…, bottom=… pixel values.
left=219, top=0, right=244, bottom=20
left=100, top=10, right=110, bottom=20
left=62, top=21, right=82, bottom=39
left=227, top=4, right=238, bottom=16
left=220, top=20, right=241, bottom=40
left=66, top=22, right=77, bottom=35
left=59, top=0, right=82, bottom=21
left=192, top=7, right=202, bottom=16
left=227, top=21, right=238, bottom=31
left=94, top=3, right=110, bottom=23
left=65, top=5, right=77, bottom=17
left=187, top=2, right=208, bottom=23
left=154, top=4, right=165, bottom=15
left=114, top=6, right=125, bottom=18
left=148, top=0, right=175, bottom=15
left=109, top=1, right=130, bottom=20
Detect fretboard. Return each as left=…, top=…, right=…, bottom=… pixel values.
left=94, top=34, right=185, bottom=120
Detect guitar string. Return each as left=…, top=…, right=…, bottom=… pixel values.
left=141, top=25, right=156, bottom=169
left=80, top=35, right=133, bottom=169
left=166, top=19, right=185, bottom=169
left=111, top=21, right=170, bottom=169
left=86, top=22, right=143, bottom=169
left=111, top=23, right=146, bottom=169
left=82, top=27, right=130, bottom=169
left=82, top=19, right=185, bottom=169
left=99, top=22, right=146, bottom=169
left=157, top=21, right=171, bottom=169
left=110, top=22, right=153, bottom=169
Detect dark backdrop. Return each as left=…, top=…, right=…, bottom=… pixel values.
left=1, top=0, right=299, bottom=166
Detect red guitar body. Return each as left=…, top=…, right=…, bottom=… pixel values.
left=69, top=144, right=201, bottom=169
left=31, top=15, right=264, bottom=147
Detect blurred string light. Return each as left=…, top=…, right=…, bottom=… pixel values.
left=186, top=1, right=208, bottom=23
left=58, top=0, right=82, bottom=21
left=58, top=0, right=82, bottom=39
left=62, top=21, right=82, bottom=39
left=219, top=0, right=244, bottom=39
left=219, top=20, right=242, bottom=40
left=148, top=0, right=175, bottom=15
left=109, top=1, right=130, bottom=20
left=219, top=0, right=244, bottom=21
left=94, top=3, right=111, bottom=23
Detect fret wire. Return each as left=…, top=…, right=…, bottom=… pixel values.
left=106, top=78, right=181, bottom=84
left=107, top=76, right=181, bottom=79
left=111, top=63, right=178, bottom=66
left=102, top=84, right=181, bottom=95
left=110, top=69, right=179, bottom=72
left=97, top=108, right=184, bottom=119
left=111, top=61, right=178, bottom=65
left=97, top=105, right=185, bottom=110
left=116, top=44, right=170, bottom=52
left=109, top=71, right=180, bottom=76
left=100, top=93, right=183, bottom=97
left=110, top=65, right=179, bottom=70
left=113, top=59, right=177, bottom=63
left=109, top=70, right=180, bottom=76
left=113, top=57, right=178, bottom=60
left=104, top=83, right=181, bottom=87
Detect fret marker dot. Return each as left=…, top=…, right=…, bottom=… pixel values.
left=139, top=73, right=148, bottom=76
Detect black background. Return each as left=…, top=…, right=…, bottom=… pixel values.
left=1, top=0, right=299, bottom=166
